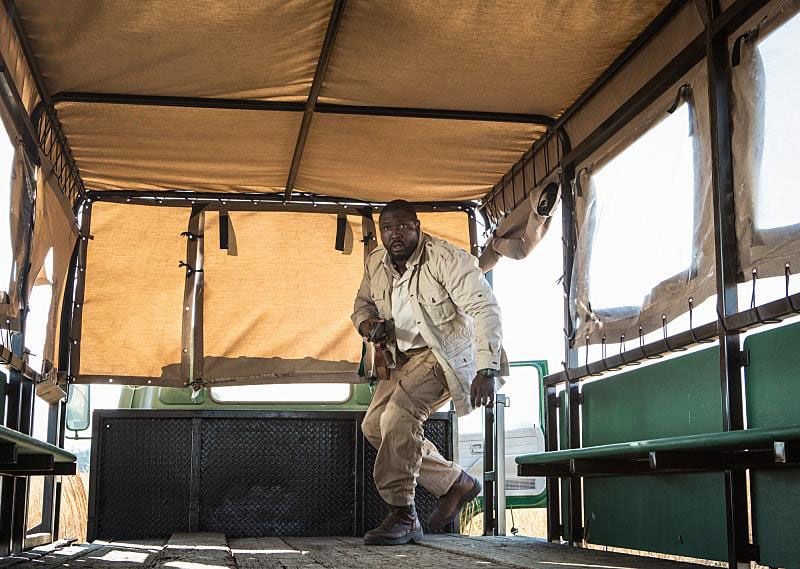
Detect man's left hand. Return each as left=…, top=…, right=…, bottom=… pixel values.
left=470, top=373, right=495, bottom=408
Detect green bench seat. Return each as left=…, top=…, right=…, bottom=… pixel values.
left=0, top=424, right=77, bottom=476
left=517, top=424, right=800, bottom=476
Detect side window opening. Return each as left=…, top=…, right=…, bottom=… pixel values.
left=26, top=248, right=54, bottom=381
left=492, top=203, right=565, bottom=373
left=588, top=104, right=695, bottom=312
left=731, top=9, right=800, bottom=312
left=753, top=12, right=800, bottom=231
left=209, top=383, right=352, bottom=403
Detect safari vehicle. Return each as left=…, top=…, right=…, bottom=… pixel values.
left=0, top=1, right=799, bottom=568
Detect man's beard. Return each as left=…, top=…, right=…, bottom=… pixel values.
left=388, top=238, right=418, bottom=264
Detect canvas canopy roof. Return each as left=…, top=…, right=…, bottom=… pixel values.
left=0, top=0, right=676, bottom=386
left=12, top=0, right=668, bottom=202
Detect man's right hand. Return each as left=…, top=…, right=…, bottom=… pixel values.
left=358, top=318, right=388, bottom=343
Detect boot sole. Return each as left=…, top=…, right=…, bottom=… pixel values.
left=428, top=478, right=482, bottom=532
left=364, top=530, right=424, bottom=546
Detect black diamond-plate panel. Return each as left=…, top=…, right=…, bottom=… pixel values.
left=94, top=418, right=192, bottom=538
left=362, top=417, right=455, bottom=534
left=199, top=418, right=357, bottom=537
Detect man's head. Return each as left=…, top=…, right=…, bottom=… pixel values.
left=379, top=200, right=420, bottom=264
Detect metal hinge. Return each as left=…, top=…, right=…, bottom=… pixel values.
left=744, top=543, right=760, bottom=562
left=735, top=350, right=750, bottom=368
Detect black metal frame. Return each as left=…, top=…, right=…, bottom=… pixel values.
left=49, top=92, right=557, bottom=127
left=180, top=206, right=206, bottom=386
left=705, top=1, right=751, bottom=564
left=543, top=290, right=800, bottom=386
left=68, top=195, right=474, bottom=390
left=480, top=130, right=562, bottom=227
left=86, top=189, right=476, bottom=215
left=482, top=405, right=495, bottom=535
left=284, top=0, right=348, bottom=202
left=66, top=204, right=92, bottom=383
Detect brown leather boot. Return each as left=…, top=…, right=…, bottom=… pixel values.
left=364, top=503, right=423, bottom=545
left=427, top=470, right=481, bottom=532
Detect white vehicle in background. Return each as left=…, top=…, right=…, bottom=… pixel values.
left=455, top=363, right=547, bottom=503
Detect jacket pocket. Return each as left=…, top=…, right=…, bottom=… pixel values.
left=370, top=288, right=390, bottom=319
left=418, top=288, right=457, bottom=326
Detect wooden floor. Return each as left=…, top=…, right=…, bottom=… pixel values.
left=0, top=533, right=711, bottom=569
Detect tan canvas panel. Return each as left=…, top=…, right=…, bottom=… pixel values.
left=417, top=212, right=470, bottom=254
left=201, top=211, right=365, bottom=384
left=0, top=147, right=28, bottom=324
left=79, top=202, right=187, bottom=381
left=321, top=0, right=669, bottom=117
left=57, top=103, right=302, bottom=193
left=14, top=0, right=331, bottom=101
left=565, top=2, right=705, bottom=147
left=27, top=172, right=78, bottom=369
left=296, top=114, right=544, bottom=202
left=0, top=7, right=39, bottom=113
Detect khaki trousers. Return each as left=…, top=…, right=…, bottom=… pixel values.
left=361, top=348, right=462, bottom=506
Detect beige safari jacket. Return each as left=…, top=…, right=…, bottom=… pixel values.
left=352, top=232, right=507, bottom=417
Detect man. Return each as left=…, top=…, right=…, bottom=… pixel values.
left=352, top=199, right=506, bottom=545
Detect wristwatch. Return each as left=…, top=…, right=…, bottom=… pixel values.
left=477, top=368, right=497, bottom=378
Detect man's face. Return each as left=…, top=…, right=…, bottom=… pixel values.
left=379, top=209, right=420, bottom=263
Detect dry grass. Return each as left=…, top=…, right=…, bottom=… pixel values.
left=459, top=501, right=548, bottom=538
left=24, top=473, right=87, bottom=543
left=26, top=477, right=44, bottom=531
left=58, top=472, right=89, bottom=542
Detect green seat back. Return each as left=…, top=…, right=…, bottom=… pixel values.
left=745, top=321, right=800, bottom=569
left=580, top=347, right=727, bottom=561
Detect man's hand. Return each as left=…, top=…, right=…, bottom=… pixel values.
left=358, top=318, right=388, bottom=343
left=470, top=373, right=495, bottom=408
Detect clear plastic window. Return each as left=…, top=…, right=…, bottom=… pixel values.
left=25, top=250, right=53, bottom=374
left=754, top=12, right=800, bottom=230
left=210, top=383, right=351, bottom=403
left=588, top=104, right=695, bottom=310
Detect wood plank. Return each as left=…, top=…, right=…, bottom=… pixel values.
left=229, top=537, right=323, bottom=569
left=149, top=533, right=235, bottom=569
left=287, top=537, right=507, bottom=569
left=419, top=534, right=711, bottom=569
left=0, top=540, right=164, bottom=569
